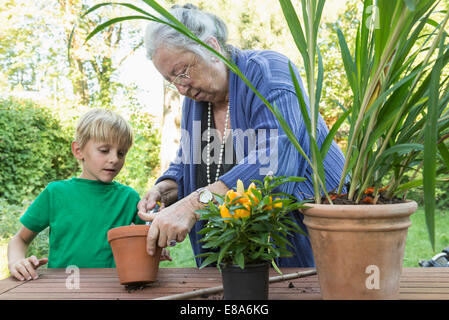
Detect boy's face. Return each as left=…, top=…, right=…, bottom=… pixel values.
left=73, top=140, right=128, bottom=183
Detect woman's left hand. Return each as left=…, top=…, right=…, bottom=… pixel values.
left=138, top=195, right=199, bottom=256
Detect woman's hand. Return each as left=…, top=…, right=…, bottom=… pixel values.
left=138, top=181, right=229, bottom=257
left=138, top=194, right=199, bottom=256
left=137, top=179, right=178, bottom=214
left=160, top=248, right=172, bottom=262
left=9, top=256, right=48, bottom=281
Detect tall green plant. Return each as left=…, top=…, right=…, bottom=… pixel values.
left=336, top=1, right=449, bottom=248
left=75, top=0, right=449, bottom=248
left=280, top=0, right=449, bottom=249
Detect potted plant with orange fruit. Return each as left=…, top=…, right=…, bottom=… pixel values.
left=195, top=174, right=306, bottom=300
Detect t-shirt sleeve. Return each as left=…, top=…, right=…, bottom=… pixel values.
left=19, top=187, right=51, bottom=233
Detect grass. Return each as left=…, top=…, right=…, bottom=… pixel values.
left=403, top=207, right=449, bottom=267
left=0, top=238, right=8, bottom=280
left=159, top=235, right=197, bottom=268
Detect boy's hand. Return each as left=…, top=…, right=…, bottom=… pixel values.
left=160, top=248, right=172, bottom=262
left=9, top=256, right=48, bottom=281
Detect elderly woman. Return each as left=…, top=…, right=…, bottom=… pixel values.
left=137, top=4, right=346, bottom=267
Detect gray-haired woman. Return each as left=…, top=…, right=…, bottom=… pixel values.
left=137, top=4, right=346, bottom=267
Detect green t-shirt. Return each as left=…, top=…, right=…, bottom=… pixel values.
left=20, top=178, right=144, bottom=268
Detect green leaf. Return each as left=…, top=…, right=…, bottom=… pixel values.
left=396, top=179, right=424, bottom=192
left=217, top=242, right=232, bottom=266
left=288, top=62, right=311, bottom=134
left=82, top=2, right=153, bottom=18
left=380, top=143, right=424, bottom=159
left=272, top=260, right=282, bottom=274
left=279, top=0, right=310, bottom=76
left=423, top=34, right=445, bottom=250
left=320, top=109, right=350, bottom=159
left=315, top=46, right=324, bottom=125
left=235, top=252, right=245, bottom=269
left=404, top=0, right=416, bottom=11
left=337, top=27, right=358, bottom=95
left=437, top=142, right=449, bottom=172
left=198, top=252, right=219, bottom=269
left=85, top=16, right=152, bottom=43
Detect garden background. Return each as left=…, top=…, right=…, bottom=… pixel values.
left=1, top=0, right=448, bottom=280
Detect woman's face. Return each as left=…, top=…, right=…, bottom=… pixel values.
left=152, top=44, right=228, bottom=104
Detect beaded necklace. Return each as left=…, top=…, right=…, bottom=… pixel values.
left=206, top=101, right=230, bottom=186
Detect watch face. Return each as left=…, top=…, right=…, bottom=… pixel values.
left=199, top=189, right=213, bottom=203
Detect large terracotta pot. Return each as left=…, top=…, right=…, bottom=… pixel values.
left=302, top=201, right=417, bottom=300
left=107, top=225, right=162, bottom=285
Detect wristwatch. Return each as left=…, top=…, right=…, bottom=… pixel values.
left=195, top=187, right=214, bottom=205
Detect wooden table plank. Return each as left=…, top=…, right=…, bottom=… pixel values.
left=0, top=267, right=447, bottom=300
left=0, top=277, right=26, bottom=295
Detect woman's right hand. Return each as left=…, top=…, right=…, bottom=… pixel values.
left=9, top=256, right=48, bottom=281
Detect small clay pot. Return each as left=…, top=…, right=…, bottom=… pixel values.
left=221, top=262, right=270, bottom=300
left=107, top=225, right=162, bottom=285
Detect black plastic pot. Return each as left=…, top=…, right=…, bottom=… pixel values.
left=221, top=262, right=270, bottom=300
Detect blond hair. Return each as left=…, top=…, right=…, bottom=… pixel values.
left=75, top=108, right=133, bottom=151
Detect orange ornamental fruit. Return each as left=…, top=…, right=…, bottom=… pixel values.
left=234, top=204, right=251, bottom=218
left=232, top=194, right=251, bottom=218
left=236, top=194, right=251, bottom=205
left=273, top=197, right=283, bottom=209
left=225, top=189, right=239, bottom=205
left=220, top=204, right=232, bottom=221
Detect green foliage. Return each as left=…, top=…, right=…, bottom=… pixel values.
left=404, top=208, right=449, bottom=267
left=0, top=198, right=26, bottom=239
left=334, top=1, right=449, bottom=249
left=0, top=198, right=49, bottom=262
left=196, top=175, right=306, bottom=270
left=115, top=109, right=161, bottom=195
left=0, top=98, right=79, bottom=204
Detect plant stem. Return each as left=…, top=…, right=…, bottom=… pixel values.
left=305, top=0, right=321, bottom=203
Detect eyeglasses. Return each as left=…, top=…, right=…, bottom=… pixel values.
left=169, top=63, right=192, bottom=87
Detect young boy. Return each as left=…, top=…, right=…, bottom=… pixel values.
left=8, top=108, right=169, bottom=281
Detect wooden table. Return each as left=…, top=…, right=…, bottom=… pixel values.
left=0, top=267, right=448, bottom=300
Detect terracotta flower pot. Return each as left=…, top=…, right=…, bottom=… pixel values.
left=221, top=262, right=270, bottom=300
left=107, top=225, right=162, bottom=285
left=302, top=201, right=417, bottom=300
